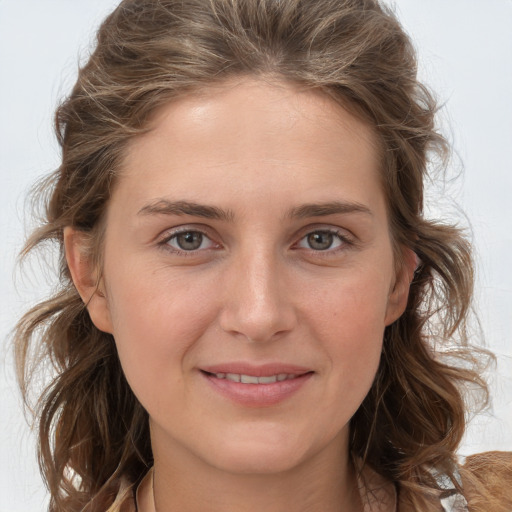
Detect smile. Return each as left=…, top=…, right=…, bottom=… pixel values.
left=201, top=368, right=314, bottom=407
left=208, top=372, right=302, bottom=384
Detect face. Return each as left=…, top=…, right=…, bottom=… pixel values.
left=69, top=78, right=412, bottom=477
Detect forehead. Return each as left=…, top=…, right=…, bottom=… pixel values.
left=117, top=78, right=383, bottom=211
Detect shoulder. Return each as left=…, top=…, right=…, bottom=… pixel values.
left=398, top=452, right=512, bottom=512
left=463, top=450, right=512, bottom=477
left=461, top=451, right=512, bottom=512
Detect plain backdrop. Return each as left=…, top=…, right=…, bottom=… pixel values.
left=1, top=1, right=511, bottom=510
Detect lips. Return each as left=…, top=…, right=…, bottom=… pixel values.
left=200, top=363, right=314, bottom=407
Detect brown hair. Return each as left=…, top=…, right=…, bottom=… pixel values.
left=14, top=0, right=495, bottom=510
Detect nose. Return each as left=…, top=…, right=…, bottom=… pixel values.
left=218, top=248, right=297, bottom=344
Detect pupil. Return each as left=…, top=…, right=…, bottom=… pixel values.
left=308, top=232, right=333, bottom=250
left=177, top=232, right=202, bottom=250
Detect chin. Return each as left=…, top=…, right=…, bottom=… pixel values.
left=202, top=430, right=310, bottom=475
left=214, top=448, right=306, bottom=475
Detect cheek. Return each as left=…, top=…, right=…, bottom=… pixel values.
left=307, top=269, right=390, bottom=391
left=104, top=268, right=219, bottom=397
left=309, top=266, right=391, bottom=341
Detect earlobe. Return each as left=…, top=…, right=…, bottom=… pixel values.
left=384, top=247, right=418, bottom=326
left=63, top=227, right=113, bottom=334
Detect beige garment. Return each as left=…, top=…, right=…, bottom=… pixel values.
left=111, top=452, right=512, bottom=512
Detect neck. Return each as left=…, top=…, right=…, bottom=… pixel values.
left=146, top=432, right=362, bottom=512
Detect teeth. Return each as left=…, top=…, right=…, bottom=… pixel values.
left=212, top=372, right=300, bottom=384
left=240, top=374, right=259, bottom=384
left=258, top=375, right=277, bottom=384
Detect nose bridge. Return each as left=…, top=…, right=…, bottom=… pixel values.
left=219, top=243, right=296, bottom=343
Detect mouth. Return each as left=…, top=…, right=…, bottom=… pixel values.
left=201, top=371, right=311, bottom=384
left=200, top=367, right=314, bottom=407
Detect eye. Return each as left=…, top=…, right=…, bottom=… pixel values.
left=296, top=230, right=346, bottom=251
left=164, top=230, right=216, bottom=252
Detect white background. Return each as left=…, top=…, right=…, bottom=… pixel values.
left=1, top=1, right=511, bottom=510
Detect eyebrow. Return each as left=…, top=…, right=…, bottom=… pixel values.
left=138, top=200, right=235, bottom=221
left=137, top=199, right=372, bottom=221
left=287, top=201, right=373, bottom=219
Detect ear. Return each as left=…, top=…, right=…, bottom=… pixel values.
left=384, top=247, right=418, bottom=326
left=64, top=227, right=113, bottom=334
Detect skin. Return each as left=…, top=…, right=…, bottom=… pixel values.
left=66, top=78, right=414, bottom=512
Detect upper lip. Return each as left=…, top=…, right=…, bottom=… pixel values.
left=200, top=363, right=313, bottom=377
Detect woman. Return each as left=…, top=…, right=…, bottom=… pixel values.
left=14, top=0, right=511, bottom=511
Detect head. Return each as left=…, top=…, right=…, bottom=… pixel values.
left=16, top=0, right=484, bottom=510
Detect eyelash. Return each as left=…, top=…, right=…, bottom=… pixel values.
left=158, top=227, right=354, bottom=257
left=158, top=228, right=219, bottom=257
left=294, top=229, right=354, bottom=254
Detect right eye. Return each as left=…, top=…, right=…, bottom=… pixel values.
left=163, top=230, right=217, bottom=253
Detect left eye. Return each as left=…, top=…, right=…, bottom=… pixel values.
left=297, top=230, right=344, bottom=251
left=166, top=231, right=215, bottom=251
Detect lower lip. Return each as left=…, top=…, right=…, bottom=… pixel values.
left=201, top=372, right=313, bottom=407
